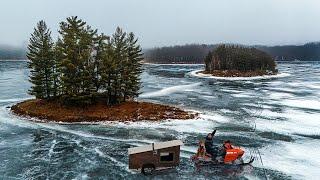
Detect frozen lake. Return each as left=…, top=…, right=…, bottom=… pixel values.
left=0, top=61, right=319, bottom=179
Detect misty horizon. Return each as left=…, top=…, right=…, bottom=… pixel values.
left=1, top=0, right=320, bottom=48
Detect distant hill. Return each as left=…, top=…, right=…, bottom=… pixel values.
left=144, top=42, right=320, bottom=63
left=0, top=45, right=26, bottom=60
left=255, top=42, right=320, bottom=61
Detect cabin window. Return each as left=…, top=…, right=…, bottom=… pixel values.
left=160, top=152, right=174, bottom=162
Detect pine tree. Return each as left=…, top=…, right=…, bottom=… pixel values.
left=52, top=41, right=63, bottom=97
left=100, top=38, right=116, bottom=104
left=110, top=27, right=127, bottom=104
left=57, top=16, right=97, bottom=105
left=27, top=20, right=55, bottom=99
left=92, top=33, right=109, bottom=92
left=204, top=51, right=212, bottom=71
left=125, top=32, right=143, bottom=100
left=27, top=16, right=144, bottom=106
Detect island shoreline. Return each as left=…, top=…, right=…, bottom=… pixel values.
left=190, top=69, right=288, bottom=81
left=199, top=70, right=277, bottom=77
left=11, top=99, right=197, bottom=123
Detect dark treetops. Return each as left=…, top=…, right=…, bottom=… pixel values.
left=144, top=42, right=320, bottom=64
left=204, top=44, right=277, bottom=73
left=27, top=16, right=143, bottom=106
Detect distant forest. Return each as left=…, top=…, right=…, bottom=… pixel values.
left=144, top=42, right=320, bottom=63
left=0, top=45, right=26, bottom=60
left=2, top=42, right=320, bottom=62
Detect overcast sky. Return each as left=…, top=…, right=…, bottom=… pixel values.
left=1, top=0, right=319, bottom=48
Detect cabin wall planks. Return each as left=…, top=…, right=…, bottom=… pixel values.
left=129, top=146, right=181, bottom=169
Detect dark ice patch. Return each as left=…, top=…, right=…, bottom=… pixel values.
left=294, top=134, right=320, bottom=140
left=258, top=131, right=293, bottom=142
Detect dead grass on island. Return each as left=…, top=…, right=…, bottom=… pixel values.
left=11, top=99, right=197, bottom=123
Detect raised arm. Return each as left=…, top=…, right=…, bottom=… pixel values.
left=212, top=130, right=217, bottom=136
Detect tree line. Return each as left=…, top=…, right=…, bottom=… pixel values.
left=144, top=43, right=320, bottom=63
left=143, top=44, right=215, bottom=64
left=204, top=44, right=277, bottom=73
left=27, top=16, right=143, bottom=106
left=256, top=42, right=320, bottom=61
left=0, top=45, right=26, bottom=60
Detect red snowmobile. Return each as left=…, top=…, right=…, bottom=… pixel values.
left=191, top=140, right=254, bottom=166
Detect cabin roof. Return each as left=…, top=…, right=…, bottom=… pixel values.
left=128, top=140, right=183, bottom=155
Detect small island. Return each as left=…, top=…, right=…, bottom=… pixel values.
left=11, top=99, right=195, bottom=122
left=202, top=44, right=278, bottom=77
left=12, top=16, right=195, bottom=123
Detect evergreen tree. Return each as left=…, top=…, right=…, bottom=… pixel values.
left=27, top=16, right=144, bottom=106
left=27, top=20, right=55, bottom=99
left=125, top=32, right=143, bottom=100
left=204, top=51, right=212, bottom=71
left=100, top=38, right=116, bottom=104
left=52, top=42, right=62, bottom=97
left=110, top=27, right=127, bottom=104
left=92, top=33, right=109, bottom=92
left=57, top=16, right=97, bottom=105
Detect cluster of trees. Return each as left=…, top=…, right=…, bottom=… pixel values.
left=144, top=43, right=320, bottom=63
left=144, top=44, right=215, bottom=64
left=204, top=44, right=277, bottom=72
left=27, top=16, right=143, bottom=106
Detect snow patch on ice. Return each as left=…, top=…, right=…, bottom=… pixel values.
left=189, top=69, right=290, bottom=81
left=0, top=97, right=32, bottom=103
left=255, top=109, right=320, bottom=136
left=269, top=92, right=295, bottom=99
left=140, top=82, right=201, bottom=98
left=106, top=113, right=229, bottom=133
left=48, top=139, right=57, bottom=158
left=281, top=99, right=320, bottom=110
left=261, top=140, right=320, bottom=179
left=231, top=93, right=252, bottom=98
left=287, top=82, right=320, bottom=90
left=95, top=147, right=131, bottom=173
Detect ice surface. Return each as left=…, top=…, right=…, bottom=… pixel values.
left=190, top=69, right=290, bottom=81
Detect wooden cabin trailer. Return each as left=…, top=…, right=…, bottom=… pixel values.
left=128, top=140, right=183, bottom=174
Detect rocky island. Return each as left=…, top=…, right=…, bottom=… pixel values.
left=202, top=44, right=278, bottom=77
left=12, top=16, right=195, bottom=123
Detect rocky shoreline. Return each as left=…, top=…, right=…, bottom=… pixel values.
left=200, top=70, right=277, bottom=77
left=11, top=99, right=197, bottom=123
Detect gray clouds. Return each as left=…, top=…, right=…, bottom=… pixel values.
left=1, top=0, right=319, bottom=48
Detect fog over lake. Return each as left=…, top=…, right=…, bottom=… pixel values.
left=1, top=0, right=320, bottom=48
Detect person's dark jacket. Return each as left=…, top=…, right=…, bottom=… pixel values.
left=205, top=130, right=217, bottom=157
left=205, top=136, right=214, bottom=155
